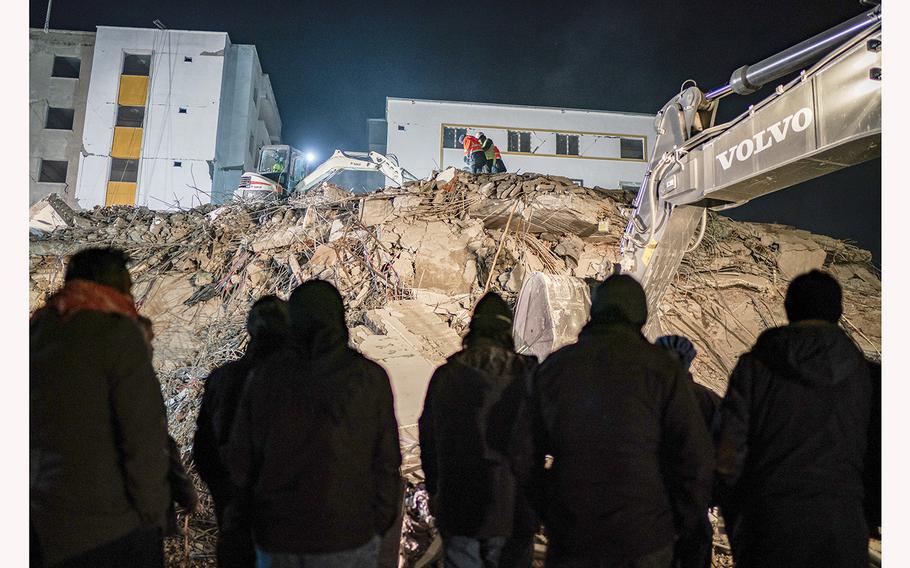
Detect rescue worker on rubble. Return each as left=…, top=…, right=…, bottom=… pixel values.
left=193, top=295, right=289, bottom=567
left=228, top=280, right=402, bottom=568
left=459, top=133, right=488, bottom=174
left=656, top=334, right=720, bottom=568
left=31, top=248, right=171, bottom=568
left=137, top=317, right=201, bottom=539
left=419, top=292, right=539, bottom=568
left=479, top=133, right=496, bottom=174
left=716, top=270, right=872, bottom=568
left=531, top=274, right=713, bottom=568
left=491, top=144, right=507, bottom=173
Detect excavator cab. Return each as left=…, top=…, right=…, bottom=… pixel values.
left=236, top=144, right=307, bottom=200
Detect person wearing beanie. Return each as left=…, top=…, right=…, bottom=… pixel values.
left=656, top=335, right=721, bottom=435
left=31, top=248, right=170, bottom=568
left=228, top=281, right=401, bottom=567
left=716, top=269, right=873, bottom=568
left=531, top=274, right=713, bottom=568
left=193, top=295, right=289, bottom=567
left=419, top=292, right=539, bottom=567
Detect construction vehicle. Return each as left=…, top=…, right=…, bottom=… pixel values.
left=514, top=4, right=881, bottom=357
left=234, top=145, right=417, bottom=201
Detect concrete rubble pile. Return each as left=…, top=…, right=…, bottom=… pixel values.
left=28, top=173, right=880, bottom=566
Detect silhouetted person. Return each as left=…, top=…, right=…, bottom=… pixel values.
left=419, top=293, right=538, bottom=568
left=193, top=296, right=289, bottom=567
left=136, top=317, right=200, bottom=537
left=656, top=335, right=721, bottom=436
left=864, top=359, right=881, bottom=539
left=716, top=270, right=872, bottom=568
left=656, top=334, right=719, bottom=568
left=531, top=275, right=713, bottom=568
left=228, top=280, right=402, bottom=567
left=31, top=248, right=170, bottom=568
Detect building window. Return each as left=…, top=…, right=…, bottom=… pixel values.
left=178, top=107, right=187, bottom=114
left=556, top=134, right=580, bottom=156
left=122, top=54, right=151, bottom=76
left=51, top=56, right=80, bottom=78
left=39, top=160, right=68, bottom=183
left=173, top=161, right=182, bottom=167
left=116, top=106, right=145, bottom=128
left=570, top=178, right=584, bottom=186
left=620, top=137, right=645, bottom=160
left=45, top=107, right=75, bottom=130
left=442, top=127, right=468, bottom=149
left=110, top=158, right=139, bottom=183
left=184, top=56, right=193, bottom=63
left=508, top=131, right=531, bottom=153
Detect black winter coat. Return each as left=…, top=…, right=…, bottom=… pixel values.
left=228, top=344, right=402, bottom=554
left=532, top=322, right=713, bottom=562
left=716, top=321, right=871, bottom=505
left=418, top=339, right=538, bottom=538
left=30, top=310, right=170, bottom=566
left=194, top=355, right=257, bottom=521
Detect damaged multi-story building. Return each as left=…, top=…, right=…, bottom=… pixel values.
left=29, top=26, right=282, bottom=210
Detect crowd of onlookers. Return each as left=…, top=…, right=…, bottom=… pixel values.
left=30, top=247, right=879, bottom=568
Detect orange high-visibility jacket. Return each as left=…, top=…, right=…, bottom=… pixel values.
left=493, top=145, right=502, bottom=160
left=463, top=135, right=482, bottom=155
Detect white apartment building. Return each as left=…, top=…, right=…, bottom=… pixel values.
left=384, top=98, right=656, bottom=190
left=29, top=26, right=282, bottom=210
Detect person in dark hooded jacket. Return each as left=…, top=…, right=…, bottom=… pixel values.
left=30, top=248, right=170, bottom=568
left=656, top=335, right=721, bottom=436
left=193, top=295, right=289, bottom=567
left=419, top=292, right=538, bottom=568
left=227, top=280, right=402, bottom=567
left=531, top=275, right=713, bottom=568
left=716, top=270, right=872, bottom=568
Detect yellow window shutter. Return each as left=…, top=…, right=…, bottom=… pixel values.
left=111, top=127, right=143, bottom=159
left=105, top=181, right=137, bottom=206
left=118, top=75, right=149, bottom=106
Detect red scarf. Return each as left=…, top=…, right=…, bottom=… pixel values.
left=32, top=279, right=138, bottom=322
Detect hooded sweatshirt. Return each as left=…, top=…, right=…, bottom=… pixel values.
left=419, top=293, right=538, bottom=538
left=227, top=281, right=401, bottom=554
left=717, top=320, right=872, bottom=505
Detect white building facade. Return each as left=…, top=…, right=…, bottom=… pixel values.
left=29, top=30, right=96, bottom=205
left=385, top=98, right=656, bottom=190
left=40, top=26, right=282, bottom=210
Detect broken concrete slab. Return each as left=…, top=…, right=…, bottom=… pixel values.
left=29, top=194, right=76, bottom=232
left=359, top=196, right=394, bottom=226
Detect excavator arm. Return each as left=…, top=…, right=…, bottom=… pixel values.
left=293, top=149, right=418, bottom=194
left=621, top=5, right=881, bottom=336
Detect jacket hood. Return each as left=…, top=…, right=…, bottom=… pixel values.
left=752, top=321, right=866, bottom=386
left=288, top=280, right=349, bottom=357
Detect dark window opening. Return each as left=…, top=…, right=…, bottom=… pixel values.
left=178, top=108, right=187, bottom=114
left=442, top=127, right=468, bottom=149
left=184, top=56, right=193, bottom=63
left=45, top=107, right=75, bottom=130
left=398, top=125, right=405, bottom=131
left=116, top=106, right=145, bottom=128
left=556, top=134, right=580, bottom=156
left=39, top=160, right=68, bottom=183
left=620, top=137, right=645, bottom=160
left=173, top=161, right=182, bottom=167
left=508, top=131, right=531, bottom=153
left=122, top=54, right=151, bottom=76
left=51, top=56, right=81, bottom=78
left=110, top=158, right=139, bottom=183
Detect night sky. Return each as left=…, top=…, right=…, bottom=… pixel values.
left=29, top=0, right=881, bottom=264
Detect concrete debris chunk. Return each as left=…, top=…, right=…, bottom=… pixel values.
left=29, top=194, right=76, bottom=233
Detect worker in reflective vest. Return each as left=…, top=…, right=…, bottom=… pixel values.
left=459, top=134, right=487, bottom=174
left=479, top=133, right=496, bottom=173
left=492, top=145, right=507, bottom=173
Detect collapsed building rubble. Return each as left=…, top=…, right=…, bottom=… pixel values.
left=29, top=169, right=881, bottom=567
